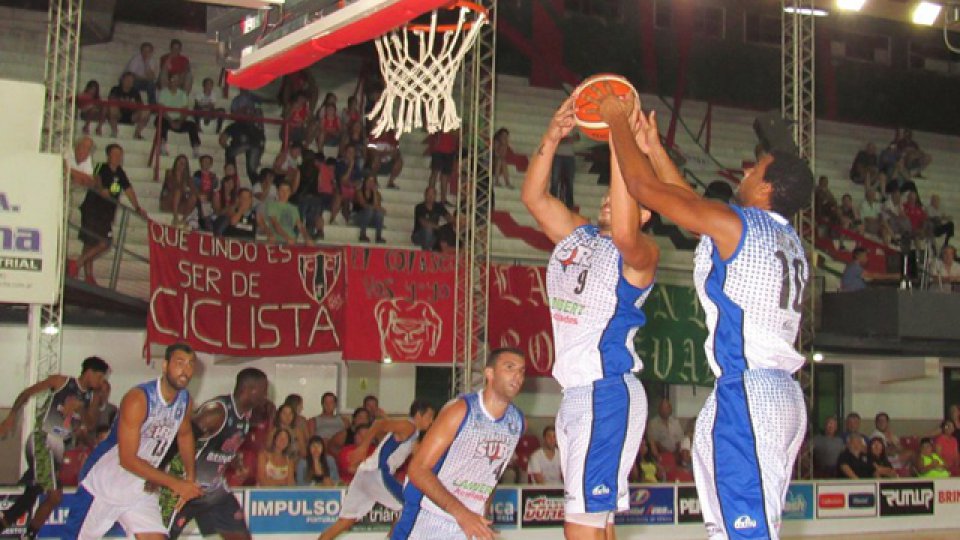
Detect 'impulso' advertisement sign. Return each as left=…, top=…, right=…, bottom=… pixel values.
left=879, top=482, right=935, bottom=517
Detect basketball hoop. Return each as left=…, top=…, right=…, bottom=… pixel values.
left=368, top=1, right=488, bottom=138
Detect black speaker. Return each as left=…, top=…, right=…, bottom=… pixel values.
left=753, top=111, right=800, bottom=157
left=81, top=0, right=117, bottom=46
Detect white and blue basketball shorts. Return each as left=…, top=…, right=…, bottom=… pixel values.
left=692, top=368, right=806, bottom=540
left=556, top=373, right=646, bottom=516
left=64, top=485, right=166, bottom=540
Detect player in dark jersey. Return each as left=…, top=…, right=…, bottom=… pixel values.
left=0, top=356, right=109, bottom=539
left=166, top=368, right=269, bottom=540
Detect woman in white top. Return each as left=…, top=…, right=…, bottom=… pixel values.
left=931, top=245, right=960, bottom=292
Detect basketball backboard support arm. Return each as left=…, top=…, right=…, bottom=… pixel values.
left=220, top=0, right=451, bottom=89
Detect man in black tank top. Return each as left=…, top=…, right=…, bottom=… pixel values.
left=0, top=356, right=109, bottom=539
left=167, top=368, right=268, bottom=540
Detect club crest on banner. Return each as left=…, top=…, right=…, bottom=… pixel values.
left=298, top=251, right=342, bottom=306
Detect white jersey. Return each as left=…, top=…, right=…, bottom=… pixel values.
left=693, top=205, right=807, bottom=377
left=80, top=378, right=190, bottom=504
left=546, top=225, right=653, bottom=388
left=357, top=420, right=418, bottom=474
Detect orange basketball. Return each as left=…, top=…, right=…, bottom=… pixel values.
left=573, top=73, right=639, bottom=142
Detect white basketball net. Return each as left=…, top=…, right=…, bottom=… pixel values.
left=368, top=5, right=487, bottom=138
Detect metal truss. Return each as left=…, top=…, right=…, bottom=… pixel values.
left=452, top=0, right=497, bottom=396
left=782, top=0, right=816, bottom=479
left=24, top=0, right=83, bottom=450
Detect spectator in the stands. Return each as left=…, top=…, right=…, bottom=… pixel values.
left=279, top=69, right=319, bottom=114
left=321, top=92, right=338, bottom=109
left=551, top=132, right=579, bottom=209
left=273, top=143, right=303, bottom=194
left=435, top=210, right=464, bottom=253
left=850, top=141, right=879, bottom=190
left=316, top=103, right=341, bottom=150
left=362, top=395, right=387, bottom=421
left=931, top=245, right=960, bottom=292
left=310, top=392, right=348, bottom=444
left=365, top=129, right=402, bottom=189
left=878, top=142, right=900, bottom=178
left=839, top=194, right=863, bottom=236
left=916, top=437, right=951, bottom=478
left=341, top=95, right=361, bottom=131
left=158, top=39, right=193, bottom=93
left=902, top=190, right=930, bottom=242
left=934, top=420, right=959, bottom=473
left=840, top=247, right=899, bottom=291
left=492, top=127, right=513, bottom=188
left=253, top=168, right=276, bottom=219
left=231, top=88, right=262, bottom=117
left=867, top=437, right=898, bottom=478
left=76, top=80, right=104, bottom=135
left=220, top=116, right=265, bottom=186
left=220, top=188, right=258, bottom=239
left=859, top=189, right=892, bottom=245
left=192, top=77, right=224, bottom=133
left=68, top=144, right=147, bottom=284
left=94, top=380, right=117, bottom=431
left=162, top=154, right=196, bottom=228
left=667, top=443, right=695, bottom=483
left=283, top=394, right=312, bottom=455
left=296, top=436, right=337, bottom=486
left=882, top=189, right=912, bottom=242
left=870, top=412, right=909, bottom=468
left=123, top=41, right=158, bottom=104
left=340, top=121, right=366, bottom=170
left=843, top=412, right=868, bottom=443
left=298, top=153, right=340, bottom=240
left=336, top=145, right=363, bottom=222
left=632, top=438, right=664, bottom=483
left=337, top=423, right=371, bottom=484
left=412, top=186, right=451, bottom=251
left=157, top=73, right=201, bottom=157
left=284, top=92, right=312, bottom=146
left=429, top=129, right=459, bottom=205
left=885, top=154, right=919, bottom=197
left=65, top=135, right=95, bottom=188
left=927, top=194, right=955, bottom=249
left=270, top=403, right=307, bottom=460
left=329, top=407, right=372, bottom=457
left=647, top=398, right=683, bottom=454
left=353, top=172, right=386, bottom=244
left=193, top=154, right=220, bottom=230
left=527, top=426, right=562, bottom=484
left=257, top=428, right=297, bottom=487
left=811, top=416, right=845, bottom=478
left=264, top=181, right=312, bottom=245
left=815, top=175, right=841, bottom=225
left=837, top=434, right=873, bottom=479
left=895, top=128, right=932, bottom=177
left=105, top=72, right=150, bottom=139
left=212, top=164, right=239, bottom=233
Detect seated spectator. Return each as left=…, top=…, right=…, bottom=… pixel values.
left=632, top=438, right=664, bottom=483
left=666, top=443, right=695, bottom=483
left=76, top=80, right=104, bottom=135
left=106, top=72, right=150, bottom=139
left=337, top=423, right=372, bottom=484
left=841, top=247, right=899, bottom=291
left=815, top=175, right=841, bottom=225
left=339, top=121, right=366, bottom=170
left=220, top=117, right=266, bottom=186
left=527, top=426, right=562, bottom=485
left=123, top=41, right=158, bottom=105
left=284, top=92, right=311, bottom=146
left=934, top=420, right=959, bottom=473
left=192, top=77, right=225, bottom=133
left=157, top=73, right=201, bottom=157
left=315, top=103, right=341, bottom=149
left=193, top=155, right=220, bottom=230
left=257, top=428, right=297, bottom=486
left=877, top=142, right=900, bottom=178
left=927, top=194, right=955, bottom=249
left=94, top=381, right=117, bottom=432
left=271, top=402, right=308, bottom=459
left=310, top=392, right=349, bottom=444
left=837, top=434, right=873, bottom=478
left=811, top=416, right=845, bottom=478
left=428, top=129, right=459, bottom=204
left=65, top=135, right=96, bottom=188
left=647, top=398, right=683, bottom=455
left=253, top=168, right=277, bottom=229
left=158, top=39, right=193, bottom=93
left=412, top=186, right=451, bottom=251
left=895, top=128, right=932, bottom=177
left=321, top=91, right=337, bottom=109
left=931, top=245, right=960, bottom=292
left=849, top=142, right=879, bottom=190
left=341, top=95, right=361, bottom=131
left=273, top=144, right=303, bottom=194
left=885, top=155, right=919, bottom=198
left=220, top=188, right=257, bottom=239
left=859, top=189, right=892, bottom=245
left=839, top=194, right=863, bottom=236
left=264, top=181, right=312, bottom=245
left=362, top=395, right=388, bottom=421
left=295, top=152, right=338, bottom=240
left=69, top=144, right=148, bottom=284
left=901, top=190, right=930, bottom=242
left=871, top=412, right=911, bottom=468
left=283, top=394, right=313, bottom=447
left=916, top=437, right=950, bottom=478
left=867, top=437, right=898, bottom=478
left=278, top=69, right=318, bottom=114
left=297, top=436, right=338, bottom=486
left=365, top=129, right=402, bottom=189
left=161, top=154, right=197, bottom=228
left=435, top=210, right=465, bottom=253
left=329, top=407, right=372, bottom=458
left=492, top=127, right=513, bottom=188
left=217, top=163, right=240, bottom=211
left=882, top=189, right=912, bottom=243
left=842, top=412, right=868, bottom=443
left=352, top=171, right=386, bottom=243
left=336, top=145, right=363, bottom=221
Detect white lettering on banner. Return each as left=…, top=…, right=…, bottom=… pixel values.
left=679, top=498, right=700, bottom=514
left=882, top=488, right=933, bottom=509
left=250, top=499, right=340, bottom=517
left=149, top=222, right=188, bottom=251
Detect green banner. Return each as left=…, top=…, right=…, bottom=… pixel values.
left=636, top=284, right=715, bottom=386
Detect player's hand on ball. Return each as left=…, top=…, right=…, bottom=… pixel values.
left=173, top=478, right=203, bottom=502
left=546, top=95, right=577, bottom=144
left=585, top=81, right=635, bottom=123
left=454, top=508, right=496, bottom=540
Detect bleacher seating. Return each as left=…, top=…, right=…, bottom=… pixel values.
left=1, top=5, right=958, bottom=301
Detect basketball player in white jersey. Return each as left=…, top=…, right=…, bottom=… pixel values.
left=0, top=356, right=109, bottom=539
left=391, top=348, right=526, bottom=540
left=64, top=343, right=204, bottom=539
left=595, top=93, right=813, bottom=539
left=318, top=400, right=436, bottom=540
left=522, top=96, right=659, bottom=540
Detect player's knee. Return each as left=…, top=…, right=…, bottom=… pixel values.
left=45, top=489, right=62, bottom=506
left=565, top=511, right=611, bottom=529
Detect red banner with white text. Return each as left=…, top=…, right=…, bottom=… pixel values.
left=342, top=246, right=455, bottom=363
left=147, top=223, right=344, bottom=356
left=487, top=264, right=555, bottom=377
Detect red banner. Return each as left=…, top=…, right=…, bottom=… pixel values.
left=342, top=246, right=455, bottom=363
left=147, top=223, right=344, bottom=356
left=488, top=264, right=554, bottom=377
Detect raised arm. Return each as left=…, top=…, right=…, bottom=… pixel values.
left=609, top=139, right=659, bottom=289
left=349, top=417, right=417, bottom=468
left=633, top=110, right=697, bottom=194
left=407, top=399, right=494, bottom=540
left=597, top=91, right=743, bottom=259
left=521, top=96, right=589, bottom=244
left=0, top=375, right=68, bottom=437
